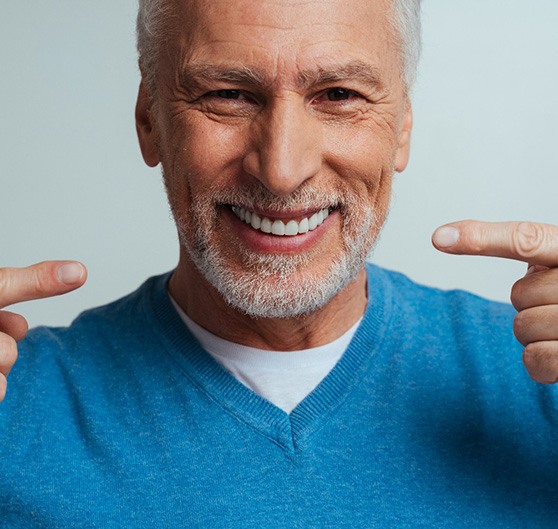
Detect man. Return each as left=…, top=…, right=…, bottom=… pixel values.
left=1, top=0, right=558, bottom=527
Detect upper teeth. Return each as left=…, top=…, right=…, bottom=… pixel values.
left=231, top=207, right=331, bottom=236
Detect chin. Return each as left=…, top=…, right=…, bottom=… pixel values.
left=197, top=255, right=360, bottom=319
left=183, top=226, right=373, bottom=320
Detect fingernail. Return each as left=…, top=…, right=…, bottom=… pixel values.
left=57, top=263, right=84, bottom=285
left=433, top=226, right=460, bottom=248
left=526, top=264, right=549, bottom=276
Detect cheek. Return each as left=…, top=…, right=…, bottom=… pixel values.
left=326, top=125, right=396, bottom=194
left=161, top=115, right=246, bottom=212
left=324, top=122, right=397, bottom=237
left=172, top=115, right=247, bottom=178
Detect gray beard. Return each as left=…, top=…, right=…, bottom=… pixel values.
left=170, top=179, right=380, bottom=319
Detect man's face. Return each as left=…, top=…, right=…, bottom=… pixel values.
left=137, top=0, right=412, bottom=318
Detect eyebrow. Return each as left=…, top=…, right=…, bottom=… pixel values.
left=180, top=60, right=384, bottom=93
left=297, top=61, right=385, bottom=91
left=180, top=64, right=268, bottom=92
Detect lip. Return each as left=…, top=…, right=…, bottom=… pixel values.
left=222, top=205, right=339, bottom=254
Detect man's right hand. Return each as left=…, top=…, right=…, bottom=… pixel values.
left=0, top=261, right=87, bottom=402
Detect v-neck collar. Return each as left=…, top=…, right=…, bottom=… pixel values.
left=142, top=264, right=393, bottom=453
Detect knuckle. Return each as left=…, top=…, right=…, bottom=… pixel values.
left=0, top=333, right=18, bottom=372
left=8, top=341, right=18, bottom=366
left=512, top=222, right=544, bottom=258
left=462, top=221, right=485, bottom=253
left=513, top=311, right=529, bottom=343
left=523, top=343, right=558, bottom=384
left=31, top=267, right=53, bottom=297
left=0, top=331, right=17, bottom=350
left=0, top=270, right=14, bottom=299
left=510, top=278, right=525, bottom=309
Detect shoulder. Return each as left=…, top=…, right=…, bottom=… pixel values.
left=8, top=273, right=173, bottom=406
left=366, top=261, right=516, bottom=330
left=363, top=262, right=521, bottom=382
left=21, top=272, right=172, bottom=353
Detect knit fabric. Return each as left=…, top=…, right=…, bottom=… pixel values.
left=1, top=264, right=558, bottom=528
left=171, top=297, right=360, bottom=413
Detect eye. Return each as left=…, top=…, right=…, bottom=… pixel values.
left=202, top=89, right=257, bottom=105
left=212, top=89, right=241, bottom=99
left=196, top=88, right=259, bottom=117
left=324, top=87, right=360, bottom=102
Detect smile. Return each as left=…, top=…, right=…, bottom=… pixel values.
left=230, top=206, right=331, bottom=236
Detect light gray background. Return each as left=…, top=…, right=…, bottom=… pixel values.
left=1, top=1, right=557, bottom=328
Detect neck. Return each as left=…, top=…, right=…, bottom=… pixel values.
left=168, top=250, right=368, bottom=351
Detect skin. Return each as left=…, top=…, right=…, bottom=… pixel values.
left=136, top=0, right=412, bottom=350
left=0, top=0, right=557, bottom=403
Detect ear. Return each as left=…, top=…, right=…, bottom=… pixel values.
left=135, top=80, right=160, bottom=167
left=394, top=100, right=413, bottom=173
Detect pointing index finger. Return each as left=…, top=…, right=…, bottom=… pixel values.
left=432, top=221, right=558, bottom=267
left=0, top=261, right=87, bottom=309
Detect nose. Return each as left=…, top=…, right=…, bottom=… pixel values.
left=242, top=97, right=322, bottom=196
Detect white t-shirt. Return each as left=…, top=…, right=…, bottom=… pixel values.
left=169, top=295, right=361, bottom=414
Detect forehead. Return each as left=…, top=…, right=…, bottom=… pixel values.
left=167, top=0, right=400, bottom=86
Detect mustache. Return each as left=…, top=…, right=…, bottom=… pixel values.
left=204, top=180, right=365, bottom=213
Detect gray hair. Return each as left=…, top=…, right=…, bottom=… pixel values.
left=391, top=0, right=422, bottom=89
left=136, top=0, right=421, bottom=95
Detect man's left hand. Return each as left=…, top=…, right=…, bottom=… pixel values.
left=432, top=220, right=558, bottom=384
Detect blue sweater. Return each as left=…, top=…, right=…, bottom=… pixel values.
left=1, top=264, right=558, bottom=528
